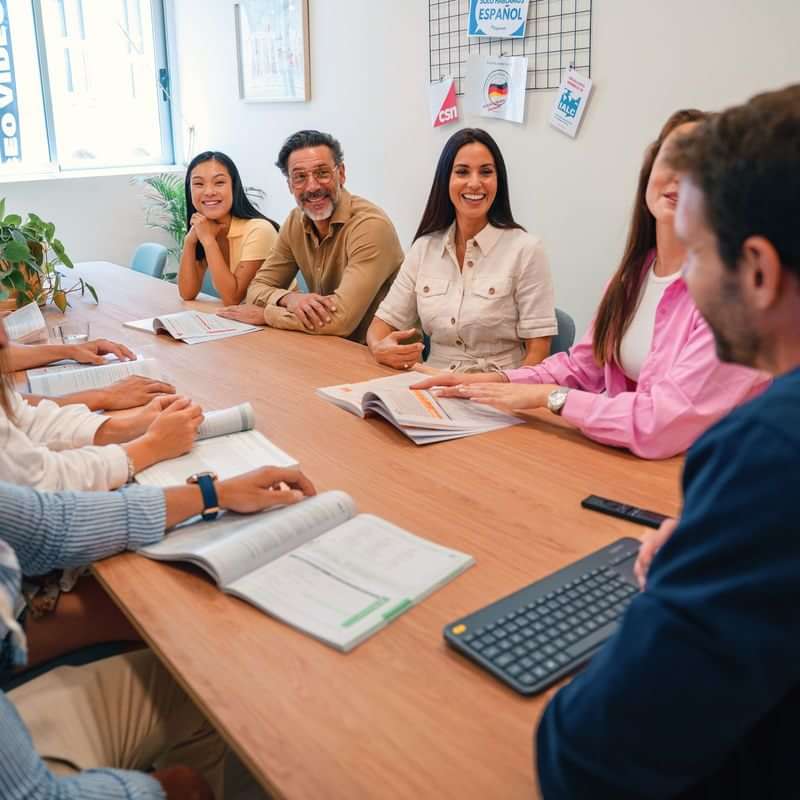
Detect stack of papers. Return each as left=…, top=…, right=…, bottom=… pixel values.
left=317, top=372, right=523, bottom=444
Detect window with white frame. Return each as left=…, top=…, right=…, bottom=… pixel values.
left=0, top=0, right=174, bottom=176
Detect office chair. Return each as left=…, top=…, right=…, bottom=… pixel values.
left=550, top=308, right=576, bottom=355
left=130, top=242, right=168, bottom=279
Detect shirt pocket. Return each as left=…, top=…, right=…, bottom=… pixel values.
left=415, top=277, right=451, bottom=333
left=467, top=277, right=517, bottom=339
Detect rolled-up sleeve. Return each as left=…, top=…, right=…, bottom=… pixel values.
left=374, top=241, right=422, bottom=331
left=0, top=481, right=166, bottom=574
left=515, top=238, right=557, bottom=340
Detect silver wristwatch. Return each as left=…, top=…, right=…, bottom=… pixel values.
left=547, top=387, right=571, bottom=415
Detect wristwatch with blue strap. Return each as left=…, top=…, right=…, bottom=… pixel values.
left=186, top=471, right=220, bottom=521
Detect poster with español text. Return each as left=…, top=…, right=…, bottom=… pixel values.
left=468, top=0, right=530, bottom=39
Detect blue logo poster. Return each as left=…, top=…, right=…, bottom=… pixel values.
left=0, top=0, right=22, bottom=163
left=468, top=0, right=530, bottom=39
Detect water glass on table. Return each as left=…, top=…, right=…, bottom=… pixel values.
left=51, top=321, right=90, bottom=345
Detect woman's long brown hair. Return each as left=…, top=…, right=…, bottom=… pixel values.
left=591, top=108, right=708, bottom=366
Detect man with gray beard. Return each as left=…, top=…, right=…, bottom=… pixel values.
left=220, top=130, right=404, bottom=344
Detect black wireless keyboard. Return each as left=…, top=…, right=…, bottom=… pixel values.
left=444, top=538, right=641, bottom=696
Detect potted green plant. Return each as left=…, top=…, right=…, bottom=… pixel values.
left=0, top=198, right=97, bottom=312
left=134, top=173, right=187, bottom=281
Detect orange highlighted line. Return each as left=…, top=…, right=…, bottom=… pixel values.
left=412, top=389, right=444, bottom=419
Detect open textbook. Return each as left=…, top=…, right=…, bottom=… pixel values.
left=27, top=357, right=166, bottom=395
left=135, top=402, right=297, bottom=486
left=317, top=371, right=523, bottom=444
left=124, top=311, right=261, bottom=344
left=2, top=302, right=47, bottom=341
left=140, top=490, right=474, bottom=651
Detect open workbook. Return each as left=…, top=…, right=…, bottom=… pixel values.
left=140, top=490, right=474, bottom=651
left=135, top=402, right=298, bottom=486
left=124, top=311, right=261, bottom=344
left=2, top=302, right=47, bottom=341
left=27, top=356, right=165, bottom=395
left=317, top=371, right=523, bottom=444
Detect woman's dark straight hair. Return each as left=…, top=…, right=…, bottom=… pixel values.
left=591, top=109, right=708, bottom=366
left=185, top=151, right=279, bottom=262
left=413, top=128, right=524, bottom=243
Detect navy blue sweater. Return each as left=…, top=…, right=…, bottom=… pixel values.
left=537, top=367, right=800, bottom=799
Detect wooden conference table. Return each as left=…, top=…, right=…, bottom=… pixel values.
left=64, top=262, right=682, bottom=799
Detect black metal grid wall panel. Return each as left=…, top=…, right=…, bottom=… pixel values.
left=428, top=0, right=592, bottom=96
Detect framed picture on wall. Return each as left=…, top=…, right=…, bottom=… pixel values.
left=234, top=0, right=311, bottom=103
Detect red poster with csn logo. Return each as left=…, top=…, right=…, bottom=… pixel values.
left=429, top=77, right=459, bottom=128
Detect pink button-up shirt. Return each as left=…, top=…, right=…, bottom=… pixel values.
left=505, top=275, right=770, bottom=459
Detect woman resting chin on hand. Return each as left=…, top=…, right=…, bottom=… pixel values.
left=178, top=150, right=280, bottom=307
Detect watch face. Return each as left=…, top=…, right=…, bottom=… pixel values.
left=187, top=471, right=218, bottom=484
left=548, top=388, right=569, bottom=412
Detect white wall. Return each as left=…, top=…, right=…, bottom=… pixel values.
left=169, top=0, right=800, bottom=332
left=2, top=173, right=174, bottom=267
left=4, top=1, right=799, bottom=332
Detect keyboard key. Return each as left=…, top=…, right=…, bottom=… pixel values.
left=494, top=653, right=515, bottom=668
left=520, top=657, right=535, bottom=669
left=543, top=658, right=559, bottom=672
left=484, top=645, right=501, bottom=659
left=565, top=621, right=619, bottom=660
left=533, top=666, right=549, bottom=679
left=512, top=645, right=527, bottom=657
left=507, top=664, right=523, bottom=677
left=518, top=672, right=537, bottom=685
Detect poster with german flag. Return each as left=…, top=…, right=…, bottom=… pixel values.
left=465, top=54, right=528, bottom=124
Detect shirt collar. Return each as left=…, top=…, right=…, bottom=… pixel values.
left=227, top=216, right=247, bottom=240
left=440, top=221, right=504, bottom=256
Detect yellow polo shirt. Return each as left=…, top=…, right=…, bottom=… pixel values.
left=226, top=217, right=279, bottom=272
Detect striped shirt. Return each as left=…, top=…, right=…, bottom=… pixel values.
left=0, top=481, right=167, bottom=799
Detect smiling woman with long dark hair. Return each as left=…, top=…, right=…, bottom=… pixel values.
left=178, top=151, right=280, bottom=306
left=367, top=127, right=557, bottom=373
left=413, top=110, right=770, bottom=459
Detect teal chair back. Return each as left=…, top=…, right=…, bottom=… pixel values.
left=130, top=242, right=168, bottom=279
left=200, top=269, right=220, bottom=298
left=550, top=308, right=576, bottom=355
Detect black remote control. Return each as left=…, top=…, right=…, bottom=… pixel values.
left=581, top=495, right=669, bottom=529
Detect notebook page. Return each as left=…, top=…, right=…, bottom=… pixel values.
left=27, top=358, right=167, bottom=396
left=228, top=514, right=473, bottom=650
left=135, top=430, right=297, bottom=486
left=140, top=490, right=356, bottom=586
left=3, top=303, right=46, bottom=341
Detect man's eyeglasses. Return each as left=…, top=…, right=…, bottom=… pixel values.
left=289, top=167, right=338, bottom=188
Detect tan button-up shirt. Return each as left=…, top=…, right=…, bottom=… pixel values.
left=245, top=189, right=404, bottom=343
left=375, top=223, right=557, bottom=371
